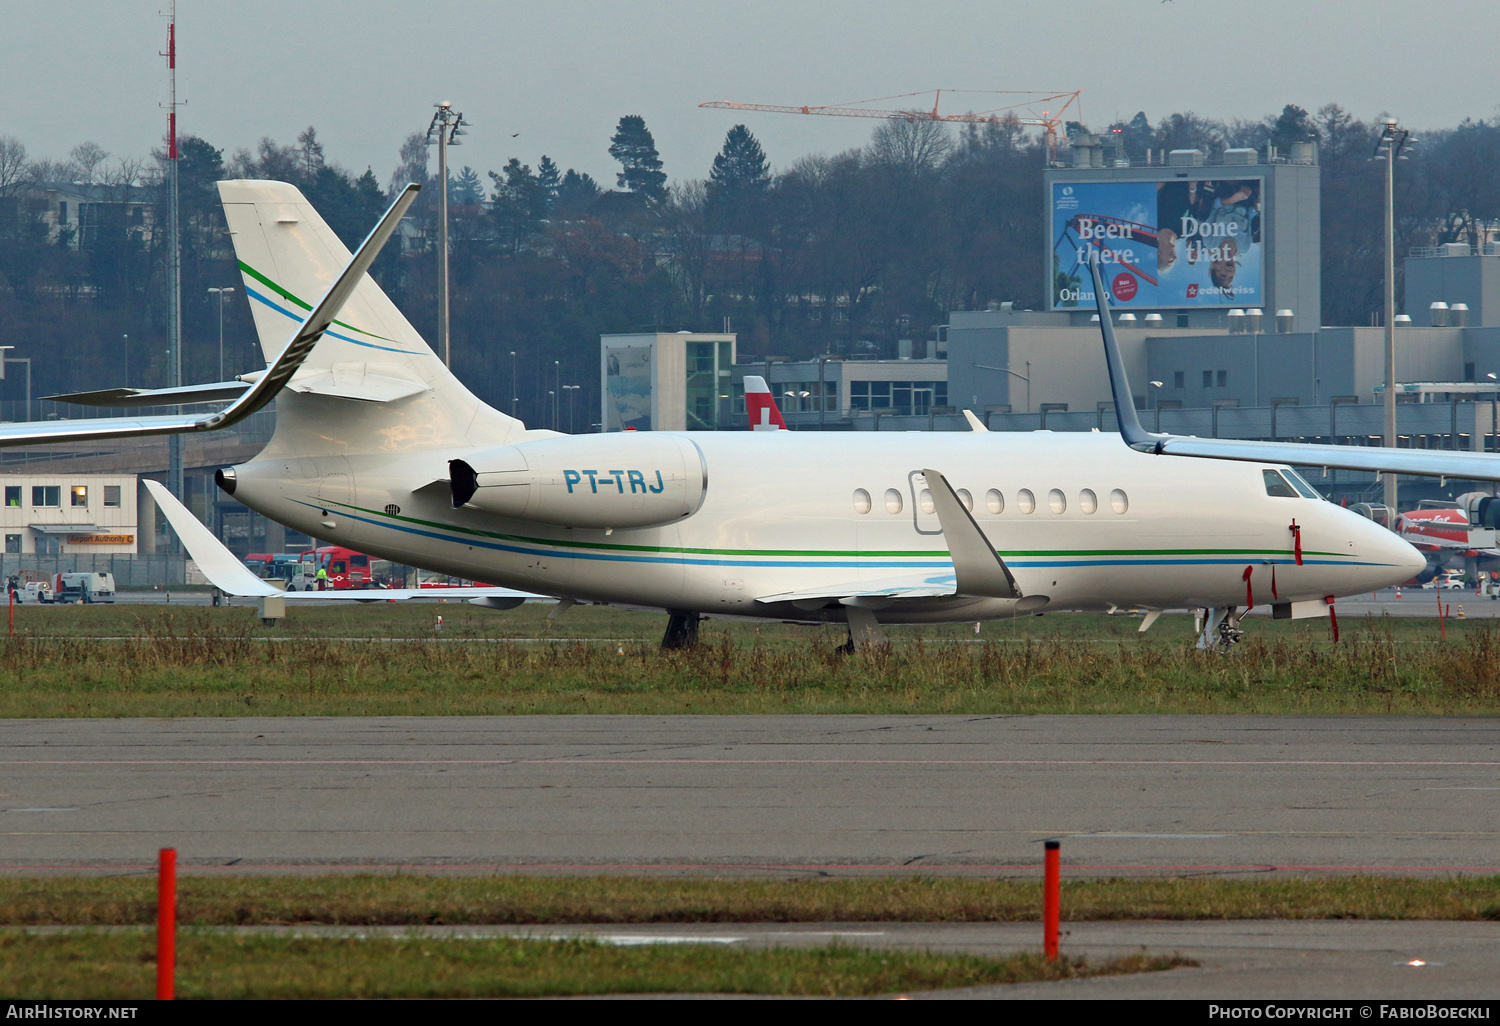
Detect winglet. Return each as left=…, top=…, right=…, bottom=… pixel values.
left=143, top=479, right=278, bottom=597
left=962, top=409, right=989, bottom=432
left=743, top=375, right=787, bottom=431
left=922, top=468, right=1021, bottom=598
left=1088, top=260, right=1157, bottom=451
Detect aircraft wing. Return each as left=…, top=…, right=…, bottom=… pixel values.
left=0, top=184, right=418, bottom=448
left=755, top=572, right=960, bottom=606
left=1087, top=261, right=1500, bottom=482
left=144, top=479, right=545, bottom=605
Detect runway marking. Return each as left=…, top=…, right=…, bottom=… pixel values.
left=3, top=758, right=1498, bottom=767
left=4, top=808, right=78, bottom=813
left=1069, top=833, right=1228, bottom=839
left=7, top=861, right=1500, bottom=874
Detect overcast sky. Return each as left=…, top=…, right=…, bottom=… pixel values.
left=5, top=0, right=1498, bottom=188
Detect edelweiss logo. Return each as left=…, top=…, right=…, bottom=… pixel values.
left=1186, top=283, right=1199, bottom=298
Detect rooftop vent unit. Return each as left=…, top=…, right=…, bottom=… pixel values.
left=1226, top=309, right=1246, bottom=333
left=1245, top=308, right=1264, bottom=333
left=1451, top=303, right=1470, bottom=327
left=1223, top=148, right=1257, bottom=166
left=1168, top=148, right=1204, bottom=167
left=1430, top=301, right=1449, bottom=327
left=1276, top=309, right=1295, bottom=333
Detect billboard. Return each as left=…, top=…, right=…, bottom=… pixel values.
left=1049, top=177, right=1264, bottom=310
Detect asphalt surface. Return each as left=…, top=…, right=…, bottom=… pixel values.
left=5, top=714, right=1498, bottom=1001
left=4, top=715, right=1497, bottom=873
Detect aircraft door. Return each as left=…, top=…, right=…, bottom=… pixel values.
left=907, top=470, right=943, bottom=536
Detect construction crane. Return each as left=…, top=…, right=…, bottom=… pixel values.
left=699, top=89, right=1083, bottom=161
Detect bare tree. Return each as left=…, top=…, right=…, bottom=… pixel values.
left=0, top=135, right=31, bottom=197
left=69, top=142, right=110, bottom=183
left=869, top=116, right=953, bottom=176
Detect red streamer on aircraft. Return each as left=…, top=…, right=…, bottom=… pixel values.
left=1325, top=595, right=1339, bottom=642
left=1290, top=520, right=1303, bottom=565
left=1271, top=564, right=1279, bottom=601
left=1243, top=565, right=1254, bottom=609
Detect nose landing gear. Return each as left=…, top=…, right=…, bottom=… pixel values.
left=1194, top=606, right=1244, bottom=652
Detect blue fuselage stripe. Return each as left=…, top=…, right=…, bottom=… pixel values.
left=303, top=502, right=1398, bottom=572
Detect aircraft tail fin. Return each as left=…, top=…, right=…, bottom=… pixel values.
left=743, top=375, right=787, bottom=431
left=217, top=180, right=522, bottom=455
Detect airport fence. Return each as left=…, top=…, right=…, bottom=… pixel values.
left=0, top=553, right=189, bottom=588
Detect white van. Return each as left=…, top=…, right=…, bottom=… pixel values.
left=55, top=572, right=116, bottom=604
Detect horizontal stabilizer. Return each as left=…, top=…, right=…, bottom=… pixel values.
left=44, top=382, right=250, bottom=408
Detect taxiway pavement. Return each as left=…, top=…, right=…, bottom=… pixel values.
left=3, top=715, right=1497, bottom=874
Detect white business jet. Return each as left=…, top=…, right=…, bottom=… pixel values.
left=37, top=182, right=1429, bottom=650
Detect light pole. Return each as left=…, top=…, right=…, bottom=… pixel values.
left=122, top=334, right=129, bottom=385
left=508, top=351, right=517, bottom=420
left=548, top=390, right=556, bottom=431
left=207, top=287, right=235, bottom=380
left=562, top=384, right=580, bottom=433
left=1374, top=116, right=1413, bottom=512
left=974, top=362, right=1031, bottom=414
left=1488, top=374, right=1498, bottom=494
left=426, top=101, right=471, bottom=369
left=1149, top=380, right=1164, bottom=432
left=553, top=361, right=560, bottom=429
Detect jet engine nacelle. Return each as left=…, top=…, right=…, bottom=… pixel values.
left=449, top=434, right=707, bottom=529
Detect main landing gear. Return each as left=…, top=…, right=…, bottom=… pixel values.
left=1194, top=606, right=1244, bottom=652
left=661, top=610, right=703, bottom=650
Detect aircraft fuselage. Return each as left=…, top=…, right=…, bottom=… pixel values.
left=226, top=429, right=1423, bottom=623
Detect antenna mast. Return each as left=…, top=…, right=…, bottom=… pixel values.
left=162, top=1, right=184, bottom=501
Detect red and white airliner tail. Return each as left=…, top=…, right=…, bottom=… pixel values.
left=743, top=375, right=787, bottom=431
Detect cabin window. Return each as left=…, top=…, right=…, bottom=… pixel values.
left=884, top=488, right=903, bottom=514
left=1048, top=489, right=1066, bottom=514
left=919, top=489, right=934, bottom=515
left=1017, top=489, right=1036, bottom=514
left=1110, top=488, right=1129, bottom=514
left=956, top=488, right=973, bottom=512
left=1079, top=488, right=1098, bottom=514
left=985, top=489, right=1004, bottom=514
left=852, top=488, right=872, bottom=514
left=1262, top=469, right=1299, bottom=498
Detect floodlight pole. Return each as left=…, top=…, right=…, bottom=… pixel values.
left=1375, top=117, right=1410, bottom=513
left=427, top=102, right=470, bottom=369
left=208, top=287, right=234, bottom=381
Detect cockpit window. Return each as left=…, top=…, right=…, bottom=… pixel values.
left=1262, top=469, right=1299, bottom=497
left=1281, top=468, right=1322, bottom=500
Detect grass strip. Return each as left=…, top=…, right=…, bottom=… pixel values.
left=2, top=875, right=1498, bottom=926
left=1, top=606, right=1500, bottom=716
left=0, top=933, right=1187, bottom=999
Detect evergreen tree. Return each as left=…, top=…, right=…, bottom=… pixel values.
left=1271, top=104, right=1319, bottom=151
left=451, top=165, right=483, bottom=205
left=537, top=156, right=561, bottom=214
left=556, top=168, right=600, bottom=217
left=709, top=124, right=769, bottom=195
left=608, top=115, right=666, bottom=199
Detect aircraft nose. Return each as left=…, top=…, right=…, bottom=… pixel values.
left=1374, top=520, right=1427, bottom=584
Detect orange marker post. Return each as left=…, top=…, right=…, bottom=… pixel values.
left=157, top=848, right=176, bottom=1000
left=1043, top=839, right=1060, bottom=961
